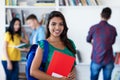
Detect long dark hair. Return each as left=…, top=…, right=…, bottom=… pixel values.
left=46, top=11, right=76, bottom=54
left=7, top=18, right=21, bottom=41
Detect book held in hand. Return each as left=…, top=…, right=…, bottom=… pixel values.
left=47, top=50, right=75, bottom=77
left=14, top=43, right=30, bottom=48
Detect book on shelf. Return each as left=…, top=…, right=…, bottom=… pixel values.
left=59, top=0, right=82, bottom=6
left=39, top=13, right=49, bottom=26
left=90, top=0, right=97, bottom=5
left=6, top=9, right=12, bottom=24
left=5, top=0, right=9, bottom=5
left=33, top=3, right=56, bottom=6
left=64, top=0, right=70, bottom=6
left=47, top=50, right=75, bottom=77
left=36, top=0, right=55, bottom=3
left=5, top=0, right=18, bottom=6
left=14, top=43, right=31, bottom=49
left=80, top=0, right=88, bottom=6
left=34, top=0, right=55, bottom=6
left=18, top=1, right=27, bottom=6
left=21, top=10, right=26, bottom=25
left=95, top=0, right=99, bottom=5
left=75, top=0, right=82, bottom=6
left=59, top=0, right=66, bottom=6
left=86, top=0, right=92, bottom=5
left=96, top=0, right=102, bottom=5
left=69, top=0, right=75, bottom=6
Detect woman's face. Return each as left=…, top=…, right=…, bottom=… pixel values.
left=49, top=17, right=64, bottom=37
left=14, top=20, right=20, bottom=32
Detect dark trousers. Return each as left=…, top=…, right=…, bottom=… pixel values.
left=2, top=61, right=19, bottom=80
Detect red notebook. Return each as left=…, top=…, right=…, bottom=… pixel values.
left=46, top=50, right=75, bottom=77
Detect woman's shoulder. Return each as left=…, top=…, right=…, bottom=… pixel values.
left=5, top=31, right=10, bottom=34
left=38, top=40, right=48, bottom=49
left=68, top=39, right=76, bottom=49
left=68, top=39, right=74, bottom=43
left=5, top=31, right=11, bottom=37
left=4, top=32, right=11, bottom=41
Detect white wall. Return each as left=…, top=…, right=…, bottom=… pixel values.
left=0, top=0, right=6, bottom=80
left=102, top=0, right=120, bottom=6
left=61, top=6, right=120, bottom=63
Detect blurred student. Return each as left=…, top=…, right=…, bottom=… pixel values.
left=30, top=11, right=76, bottom=80
left=2, top=18, right=29, bottom=80
left=26, top=14, right=45, bottom=45
left=87, top=7, right=117, bottom=80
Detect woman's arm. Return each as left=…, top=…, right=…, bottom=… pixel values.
left=19, top=27, right=29, bottom=52
left=21, top=27, right=29, bottom=44
left=3, top=41, right=13, bottom=70
left=30, top=46, right=68, bottom=80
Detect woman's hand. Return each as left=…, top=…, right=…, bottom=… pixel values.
left=21, top=27, right=26, bottom=33
left=19, top=47, right=30, bottom=52
left=67, top=70, right=76, bottom=80
left=52, top=69, right=76, bottom=80
left=7, top=60, right=13, bottom=70
left=21, top=27, right=29, bottom=44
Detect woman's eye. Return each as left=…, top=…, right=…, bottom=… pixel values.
left=51, top=23, right=56, bottom=26
left=59, top=23, right=63, bottom=26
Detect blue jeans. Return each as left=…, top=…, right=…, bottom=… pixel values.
left=90, top=61, right=114, bottom=80
left=2, top=61, right=19, bottom=80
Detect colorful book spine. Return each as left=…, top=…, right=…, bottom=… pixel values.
left=5, top=0, right=9, bottom=6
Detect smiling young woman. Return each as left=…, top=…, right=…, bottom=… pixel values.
left=29, top=11, right=76, bottom=80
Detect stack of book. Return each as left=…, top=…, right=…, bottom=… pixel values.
left=14, top=43, right=30, bottom=49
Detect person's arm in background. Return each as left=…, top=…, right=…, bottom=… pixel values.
left=21, top=27, right=29, bottom=44
left=111, top=27, right=117, bottom=44
left=3, top=41, right=13, bottom=70
left=19, top=27, right=30, bottom=52
left=86, top=27, right=94, bottom=44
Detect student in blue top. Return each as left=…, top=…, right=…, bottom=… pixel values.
left=30, top=11, right=76, bottom=80
left=26, top=14, right=45, bottom=45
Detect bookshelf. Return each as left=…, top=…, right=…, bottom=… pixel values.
left=1, top=0, right=120, bottom=80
